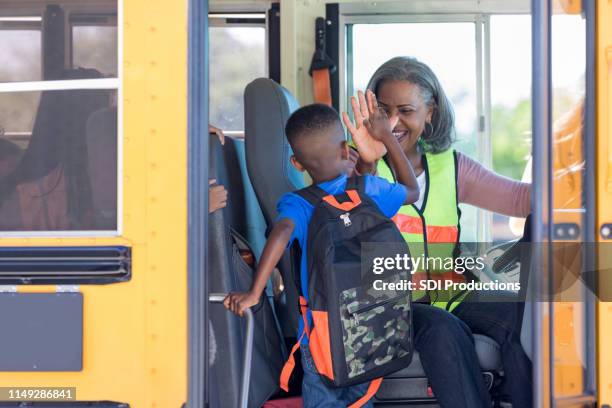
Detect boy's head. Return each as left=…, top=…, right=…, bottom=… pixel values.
left=285, top=104, right=349, bottom=181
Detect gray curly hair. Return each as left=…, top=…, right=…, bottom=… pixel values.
left=366, top=56, right=455, bottom=153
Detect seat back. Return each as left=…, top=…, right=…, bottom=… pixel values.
left=244, top=78, right=305, bottom=336
left=86, top=107, right=118, bottom=230
left=244, top=78, right=304, bottom=226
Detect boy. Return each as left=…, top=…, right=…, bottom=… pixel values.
left=224, top=91, right=419, bottom=407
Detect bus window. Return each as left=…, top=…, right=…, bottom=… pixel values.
left=346, top=20, right=479, bottom=240
left=0, top=0, right=119, bottom=234
left=0, top=21, right=41, bottom=83
left=209, top=14, right=267, bottom=135
left=72, top=15, right=118, bottom=77
left=490, top=15, right=532, bottom=241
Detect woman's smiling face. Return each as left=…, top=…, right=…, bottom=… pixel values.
left=377, top=80, right=433, bottom=154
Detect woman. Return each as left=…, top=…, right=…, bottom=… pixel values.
left=344, top=57, right=532, bottom=407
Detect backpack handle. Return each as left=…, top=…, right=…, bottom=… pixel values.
left=322, top=190, right=361, bottom=211
left=294, top=175, right=365, bottom=206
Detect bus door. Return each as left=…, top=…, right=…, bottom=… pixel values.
left=531, top=0, right=597, bottom=406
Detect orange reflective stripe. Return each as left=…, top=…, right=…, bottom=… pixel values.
left=312, top=69, right=332, bottom=106
left=348, top=378, right=383, bottom=408
left=412, top=271, right=467, bottom=284
left=392, top=213, right=423, bottom=234
left=279, top=331, right=305, bottom=392
left=392, top=213, right=458, bottom=243
left=427, top=225, right=458, bottom=243
left=309, top=311, right=334, bottom=381
left=322, top=190, right=361, bottom=211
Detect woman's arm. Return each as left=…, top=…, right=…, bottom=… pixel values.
left=457, top=152, right=531, bottom=217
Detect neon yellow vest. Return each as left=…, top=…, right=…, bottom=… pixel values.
left=377, top=149, right=466, bottom=311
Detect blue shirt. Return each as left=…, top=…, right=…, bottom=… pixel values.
left=276, top=173, right=407, bottom=342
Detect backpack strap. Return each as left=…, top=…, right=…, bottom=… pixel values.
left=279, top=296, right=311, bottom=392
left=345, top=175, right=366, bottom=193
left=348, top=378, right=383, bottom=408
left=294, top=185, right=329, bottom=206
left=279, top=331, right=305, bottom=392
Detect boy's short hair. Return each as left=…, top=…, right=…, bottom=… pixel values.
left=285, top=104, right=342, bottom=149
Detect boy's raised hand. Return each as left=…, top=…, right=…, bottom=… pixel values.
left=363, top=89, right=399, bottom=143
left=342, top=90, right=387, bottom=164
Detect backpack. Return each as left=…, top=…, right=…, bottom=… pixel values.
left=280, top=176, right=414, bottom=406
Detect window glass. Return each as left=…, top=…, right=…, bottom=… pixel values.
left=490, top=15, right=532, bottom=241
left=209, top=26, right=266, bottom=132
left=0, top=89, right=117, bottom=231
left=350, top=22, right=479, bottom=240
left=0, top=0, right=118, bottom=233
left=73, top=26, right=118, bottom=76
left=0, top=29, right=42, bottom=82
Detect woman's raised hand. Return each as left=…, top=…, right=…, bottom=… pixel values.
left=342, top=90, right=387, bottom=164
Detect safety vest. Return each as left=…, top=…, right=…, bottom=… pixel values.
left=377, top=149, right=467, bottom=311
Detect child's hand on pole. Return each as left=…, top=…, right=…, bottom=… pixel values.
left=223, top=291, right=259, bottom=317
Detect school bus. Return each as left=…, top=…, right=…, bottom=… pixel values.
left=0, top=0, right=610, bottom=407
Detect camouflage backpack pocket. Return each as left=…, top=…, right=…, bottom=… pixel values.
left=339, top=273, right=412, bottom=379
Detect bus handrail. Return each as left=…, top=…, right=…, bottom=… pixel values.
left=209, top=293, right=253, bottom=408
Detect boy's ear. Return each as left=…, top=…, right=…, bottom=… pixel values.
left=340, top=140, right=350, bottom=160
left=290, top=155, right=306, bottom=172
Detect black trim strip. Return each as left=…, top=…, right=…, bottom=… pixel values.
left=267, top=3, right=281, bottom=83
left=418, top=155, right=430, bottom=213
left=453, top=150, right=462, bottom=241
left=325, top=3, right=340, bottom=110
left=0, top=246, right=130, bottom=285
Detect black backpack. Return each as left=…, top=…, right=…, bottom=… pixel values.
left=280, top=176, right=413, bottom=404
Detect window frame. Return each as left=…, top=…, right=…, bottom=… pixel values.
left=207, top=11, right=269, bottom=137
left=0, top=0, right=123, bottom=237
left=338, top=6, right=534, bottom=242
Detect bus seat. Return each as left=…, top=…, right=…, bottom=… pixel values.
left=0, top=68, right=108, bottom=231
left=244, top=78, right=306, bottom=337
left=208, top=136, right=285, bottom=408
left=234, top=138, right=268, bottom=258
left=86, top=107, right=118, bottom=230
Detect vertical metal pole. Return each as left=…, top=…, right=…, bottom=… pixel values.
left=583, top=0, right=598, bottom=398
left=532, top=0, right=552, bottom=406
left=188, top=0, right=209, bottom=406
left=475, top=15, right=491, bottom=242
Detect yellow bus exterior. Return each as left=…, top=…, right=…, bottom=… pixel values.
left=0, top=1, right=189, bottom=406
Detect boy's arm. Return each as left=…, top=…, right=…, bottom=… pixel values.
left=223, top=218, right=295, bottom=316
left=363, top=90, right=419, bottom=204
left=380, top=133, right=419, bottom=204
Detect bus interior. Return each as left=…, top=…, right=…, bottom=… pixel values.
left=0, top=0, right=609, bottom=407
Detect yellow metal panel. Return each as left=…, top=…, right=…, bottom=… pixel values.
left=598, top=0, right=612, bottom=406
left=0, top=0, right=189, bottom=406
